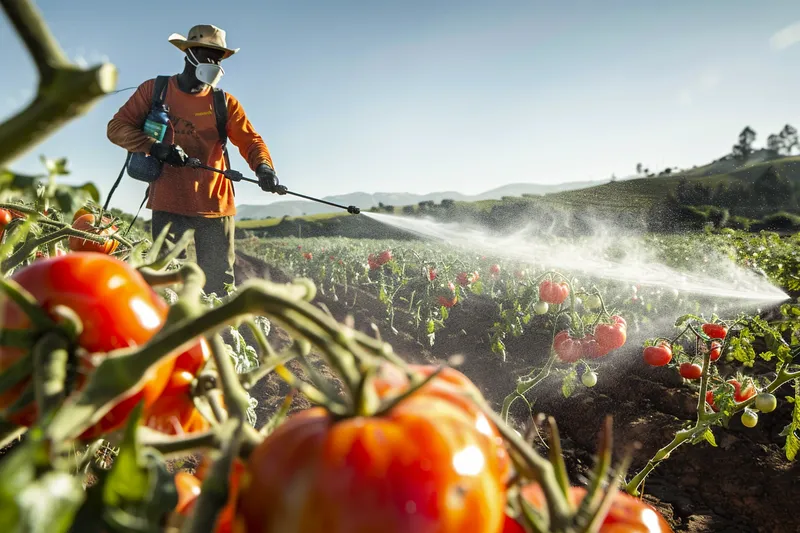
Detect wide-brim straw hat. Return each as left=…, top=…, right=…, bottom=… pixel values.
left=168, top=24, right=239, bottom=60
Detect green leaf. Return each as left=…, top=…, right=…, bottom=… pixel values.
left=76, top=182, right=101, bottom=202
left=674, top=314, right=703, bottom=327
left=691, top=428, right=718, bottom=447
left=561, top=368, right=577, bottom=398
left=40, top=156, right=70, bottom=176
left=782, top=390, right=800, bottom=461
left=103, top=404, right=150, bottom=508
left=15, top=472, right=85, bottom=533
left=74, top=402, right=178, bottom=533
left=0, top=435, right=85, bottom=533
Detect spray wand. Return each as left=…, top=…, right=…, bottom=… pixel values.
left=185, top=158, right=361, bottom=215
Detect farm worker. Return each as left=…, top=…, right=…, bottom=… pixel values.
left=106, top=24, right=286, bottom=296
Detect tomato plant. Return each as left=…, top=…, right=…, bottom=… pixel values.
left=0, top=252, right=177, bottom=437
left=68, top=213, right=120, bottom=255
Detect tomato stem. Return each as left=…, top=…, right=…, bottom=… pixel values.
left=136, top=426, right=222, bottom=458
left=207, top=334, right=254, bottom=424
left=476, top=395, right=575, bottom=530
left=32, top=331, right=70, bottom=419
left=1, top=226, right=125, bottom=274
left=182, top=418, right=245, bottom=533
left=575, top=416, right=613, bottom=522
left=0, top=276, right=57, bottom=329
left=544, top=416, right=573, bottom=506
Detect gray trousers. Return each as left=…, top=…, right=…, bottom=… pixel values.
left=151, top=211, right=236, bottom=297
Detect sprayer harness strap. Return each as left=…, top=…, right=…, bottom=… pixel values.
left=104, top=75, right=170, bottom=212
left=106, top=77, right=230, bottom=233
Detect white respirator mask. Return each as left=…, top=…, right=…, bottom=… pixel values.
left=187, top=48, right=224, bottom=87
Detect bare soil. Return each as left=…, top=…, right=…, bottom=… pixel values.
left=234, top=250, right=800, bottom=533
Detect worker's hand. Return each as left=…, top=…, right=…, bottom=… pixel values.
left=256, top=163, right=287, bottom=194
left=150, top=142, right=189, bottom=167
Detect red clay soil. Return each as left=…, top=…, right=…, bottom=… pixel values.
left=234, top=250, right=800, bottom=533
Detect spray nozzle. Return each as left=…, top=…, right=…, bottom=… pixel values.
left=347, top=205, right=361, bottom=215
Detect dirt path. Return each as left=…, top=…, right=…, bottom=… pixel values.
left=235, top=250, right=800, bottom=533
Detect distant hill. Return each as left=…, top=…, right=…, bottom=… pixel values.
left=234, top=179, right=613, bottom=220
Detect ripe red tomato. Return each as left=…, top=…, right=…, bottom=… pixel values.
left=372, top=363, right=511, bottom=482
left=579, top=334, right=603, bottom=359
left=174, top=471, right=202, bottom=515
left=0, top=253, right=176, bottom=437
left=501, top=515, right=526, bottom=533
left=143, top=338, right=213, bottom=435
left=701, top=323, right=727, bottom=340
left=553, top=330, right=581, bottom=363
left=679, top=362, right=702, bottom=380
left=378, top=249, right=393, bottom=265
left=69, top=213, right=120, bottom=255
left=709, top=341, right=722, bottom=362
left=643, top=343, right=672, bottom=367
left=0, top=208, right=12, bottom=226
left=367, top=254, right=380, bottom=270
left=730, top=379, right=755, bottom=402
left=181, top=455, right=245, bottom=533
left=705, top=390, right=718, bottom=412
left=236, top=392, right=508, bottom=532
left=539, top=280, right=569, bottom=305
left=437, top=282, right=458, bottom=308
left=512, top=483, right=672, bottom=532
left=72, top=207, right=92, bottom=222
left=456, top=271, right=479, bottom=287
left=594, top=317, right=627, bottom=354
left=427, top=267, right=437, bottom=281
left=489, top=264, right=501, bottom=276
left=706, top=379, right=756, bottom=411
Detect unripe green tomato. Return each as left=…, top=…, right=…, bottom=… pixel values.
left=582, top=370, right=598, bottom=388
left=534, top=301, right=549, bottom=315
left=755, top=392, right=777, bottom=413
left=585, top=294, right=602, bottom=310
left=741, top=409, right=758, bottom=428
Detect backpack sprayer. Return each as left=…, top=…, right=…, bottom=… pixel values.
left=105, top=75, right=361, bottom=217
left=184, top=158, right=361, bottom=215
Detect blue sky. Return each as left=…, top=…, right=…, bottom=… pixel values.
left=4, top=1, right=800, bottom=217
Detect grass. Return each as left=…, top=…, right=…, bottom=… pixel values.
left=237, top=211, right=347, bottom=229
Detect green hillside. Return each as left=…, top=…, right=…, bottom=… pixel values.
left=235, top=153, right=800, bottom=239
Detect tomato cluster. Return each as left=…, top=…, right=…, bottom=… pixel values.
left=0, top=252, right=211, bottom=440
left=368, top=249, right=393, bottom=270
left=456, top=270, right=479, bottom=287
left=68, top=213, right=120, bottom=255
left=705, top=378, right=756, bottom=412
left=163, top=361, right=671, bottom=533
left=437, top=281, right=458, bottom=308
left=553, top=315, right=627, bottom=363
left=538, top=279, right=569, bottom=305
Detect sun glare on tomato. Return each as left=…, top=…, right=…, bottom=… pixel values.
left=130, top=296, right=167, bottom=330
left=452, top=445, right=485, bottom=476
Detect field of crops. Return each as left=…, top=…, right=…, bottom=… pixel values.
left=234, top=228, right=800, bottom=532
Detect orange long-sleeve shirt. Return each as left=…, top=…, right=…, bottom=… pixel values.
left=107, top=75, right=274, bottom=218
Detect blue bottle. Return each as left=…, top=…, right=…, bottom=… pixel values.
left=142, top=104, right=169, bottom=142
